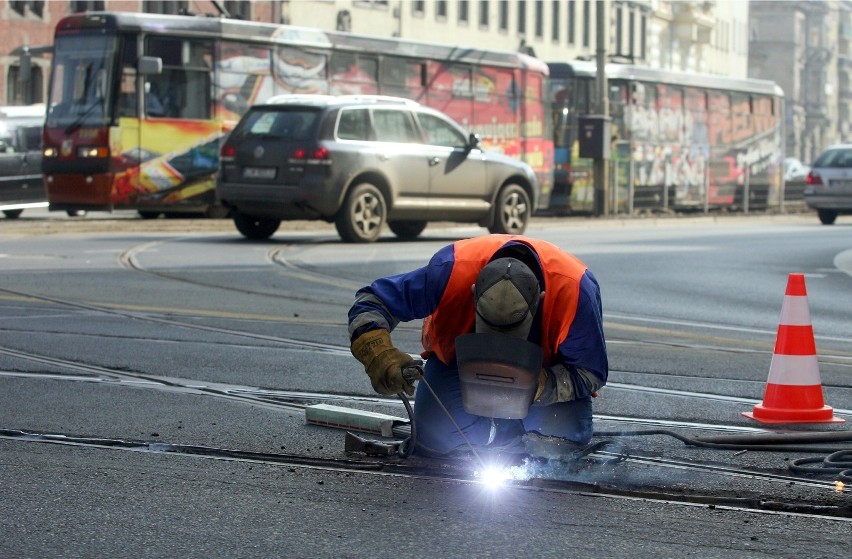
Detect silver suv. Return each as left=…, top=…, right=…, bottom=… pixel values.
left=217, top=95, right=539, bottom=242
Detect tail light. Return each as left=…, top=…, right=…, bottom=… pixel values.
left=290, top=146, right=330, bottom=163
left=220, top=144, right=236, bottom=160
left=805, top=171, right=822, bottom=185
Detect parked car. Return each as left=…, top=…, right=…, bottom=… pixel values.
left=803, top=144, right=852, bottom=224
left=0, top=104, right=47, bottom=218
left=217, top=95, right=539, bottom=242
left=783, top=157, right=810, bottom=183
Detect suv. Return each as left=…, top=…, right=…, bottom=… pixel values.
left=0, top=104, right=47, bottom=218
left=804, top=144, right=852, bottom=224
left=217, top=95, right=539, bottom=242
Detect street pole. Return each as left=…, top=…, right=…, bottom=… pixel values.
left=594, top=0, right=609, bottom=217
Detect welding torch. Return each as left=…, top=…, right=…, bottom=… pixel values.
left=397, top=359, right=488, bottom=470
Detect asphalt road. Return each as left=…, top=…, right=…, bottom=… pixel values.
left=0, top=209, right=850, bottom=558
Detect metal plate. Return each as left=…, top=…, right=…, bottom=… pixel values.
left=242, top=166, right=277, bottom=180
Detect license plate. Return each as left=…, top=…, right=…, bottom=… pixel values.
left=242, top=166, right=276, bottom=179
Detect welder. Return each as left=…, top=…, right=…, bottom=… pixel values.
left=348, top=234, right=608, bottom=458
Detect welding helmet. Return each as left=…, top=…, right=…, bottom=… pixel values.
left=456, top=257, right=543, bottom=419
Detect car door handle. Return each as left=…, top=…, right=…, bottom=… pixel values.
left=428, top=157, right=440, bottom=166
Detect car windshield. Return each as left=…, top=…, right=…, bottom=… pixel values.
left=812, top=148, right=852, bottom=168
left=46, top=34, right=118, bottom=130
left=234, top=108, right=320, bottom=142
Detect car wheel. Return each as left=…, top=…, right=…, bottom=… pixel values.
left=66, top=210, right=87, bottom=217
left=138, top=211, right=161, bottom=219
left=488, top=183, right=530, bottom=235
left=336, top=182, right=385, bottom=243
left=388, top=220, right=427, bottom=240
left=233, top=213, right=281, bottom=240
left=3, top=209, right=23, bottom=219
left=817, top=209, right=838, bottom=225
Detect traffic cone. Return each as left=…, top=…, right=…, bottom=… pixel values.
left=743, top=273, right=844, bottom=424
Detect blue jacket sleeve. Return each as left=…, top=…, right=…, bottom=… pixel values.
left=553, top=269, right=608, bottom=394
left=348, top=244, right=455, bottom=340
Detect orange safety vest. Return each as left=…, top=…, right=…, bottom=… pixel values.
left=420, top=235, right=588, bottom=366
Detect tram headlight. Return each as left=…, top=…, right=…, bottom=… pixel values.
left=43, top=146, right=58, bottom=158
left=77, top=146, right=110, bottom=159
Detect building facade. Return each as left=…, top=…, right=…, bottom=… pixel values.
left=15, top=1, right=852, bottom=161
left=749, top=0, right=852, bottom=165
left=2, top=0, right=753, bottom=106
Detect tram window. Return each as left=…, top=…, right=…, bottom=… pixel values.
left=380, top=57, right=425, bottom=98
left=145, top=37, right=212, bottom=119
left=331, top=52, right=378, bottom=93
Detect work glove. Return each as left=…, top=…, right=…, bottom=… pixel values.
left=351, top=329, right=415, bottom=396
left=534, top=367, right=600, bottom=405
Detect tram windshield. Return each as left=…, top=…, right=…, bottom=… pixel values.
left=46, top=34, right=117, bottom=130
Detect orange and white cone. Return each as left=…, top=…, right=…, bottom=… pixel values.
left=743, top=273, right=844, bottom=424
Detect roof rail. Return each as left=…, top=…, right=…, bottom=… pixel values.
left=264, top=94, right=336, bottom=105
left=261, top=94, right=419, bottom=107
left=333, top=95, right=419, bottom=106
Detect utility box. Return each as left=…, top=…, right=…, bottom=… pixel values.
left=578, top=115, right=611, bottom=159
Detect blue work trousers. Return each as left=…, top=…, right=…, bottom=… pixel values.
left=412, top=356, right=594, bottom=456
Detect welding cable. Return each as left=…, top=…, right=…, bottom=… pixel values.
left=788, top=450, right=852, bottom=483
left=396, top=391, right=416, bottom=458
left=594, top=429, right=852, bottom=480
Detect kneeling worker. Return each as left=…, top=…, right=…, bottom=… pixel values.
left=348, top=234, right=608, bottom=456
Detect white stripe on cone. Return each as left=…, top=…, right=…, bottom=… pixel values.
left=778, top=295, right=811, bottom=326
left=767, top=354, right=822, bottom=386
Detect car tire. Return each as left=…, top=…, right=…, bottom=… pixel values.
left=488, top=183, right=530, bottom=235
left=817, top=209, right=838, bottom=225
left=3, top=209, right=23, bottom=219
left=388, top=220, right=427, bottom=240
left=66, top=210, right=87, bottom=217
left=138, top=211, right=161, bottom=219
left=233, top=213, right=281, bottom=240
left=336, top=182, right=385, bottom=243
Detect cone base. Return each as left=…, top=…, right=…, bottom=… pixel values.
left=742, top=405, right=845, bottom=425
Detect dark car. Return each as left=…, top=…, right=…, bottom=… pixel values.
left=803, top=144, right=852, bottom=224
left=217, top=95, right=539, bottom=242
left=0, top=104, right=47, bottom=218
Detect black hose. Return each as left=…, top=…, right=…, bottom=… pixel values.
left=594, top=429, right=852, bottom=481
left=397, top=391, right=416, bottom=458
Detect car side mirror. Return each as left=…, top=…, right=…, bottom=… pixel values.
left=0, top=140, right=10, bottom=153
left=468, top=133, right=481, bottom=150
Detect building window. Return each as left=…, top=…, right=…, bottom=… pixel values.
left=479, top=0, right=489, bottom=27
left=223, top=1, right=250, bottom=19
left=499, top=0, right=508, bottom=31
left=627, top=10, right=636, bottom=58
left=518, top=0, right=526, bottom=35
left=412, top=1, right=425, bottom=16
left=436, top=0, right=447, bottom=20
left=567, top=0, right=575, bottom=44
left=70, top=0, right=105, bottom=11
left=640, top=14, right=646, bottom=59
left=615, top=4, right=623, bottom=54
left=582, top=0, right=590, bottom=48
left=459, top=0, right=469, bottom=24
left=552, top=1, right=560, bottom=42
left=10, top=0, right=44, bottom=17
left=143, top=1, right=189, bottom=15
left=535, top=0, right=543, bottom=39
